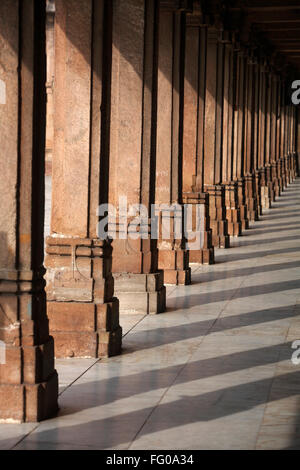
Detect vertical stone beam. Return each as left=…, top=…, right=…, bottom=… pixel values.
left=108, top=0, right=166, bottom=313
left=294, top=106, right=298, bottom=177
left=275, top=78, right=283, bottom=193
left=182, top=17, right=214, bottom=264
left=284, top=104, right=291, bottom=184
left=253, top=60, right=263, bottom=215
left=265, top=70, right=275, bottom=203
left=280, top=81, right=288, bottom=188
left=243, top=54, right=259, bottom=222
left=270, top=74, right=280, bottom=197
left=203, top=28, right=230, bottom=248
left=45, top=0, right=122, bottom=358
left=291, top=105, right=297, bottom=179
left=296, top=107, right=300, bottom=176
left=45, top=0, right=55, bottom=176
left=234, top=49, right=249, bottom=230
left=155, top=3, right=191, bottom=285
left=223, top=39, right=242, bottom=236
left=258, top=60, right=271, bottom=209
left=0, top=0, right=58, bottom=422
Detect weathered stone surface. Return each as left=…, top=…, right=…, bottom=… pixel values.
left=156, top=8, right=191, bottom=284
left=108, top=0, right=167, bottom=309
left=0, top=0, right=58, bottom=422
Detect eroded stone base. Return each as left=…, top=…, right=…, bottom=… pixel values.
left=0, top=371, right=58, bottom=423
left=48, top=299, right=122, bottom=358
left=189, top=248, right=215, bottom=265
left=205, top=184, right=230, bottom=249
left=113, top=272, right=166, bottom=314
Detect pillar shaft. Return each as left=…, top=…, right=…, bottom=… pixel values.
left=0, top=0, right=58, bottom=422
left=45, top=0, right=122, bottom=357
left=233, top=48, right=249, bottom=229
left=108, top=0, right=166, bottom=313
left=155, top=4, right=191, bottom=284
left=203, top=28, right=230, bottom=248
left=223, top=40, right=242, bottom=236
left=182, top=19, right=214, bottom=264
left=244, top=55, right=259, bottom=222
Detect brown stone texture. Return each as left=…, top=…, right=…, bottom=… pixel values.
left=182, top=192, right=215, bottom=265
left=46, top=0, right=122, bottom=355
left=0, top=0, right=58, bottom=422
left=182, top=22, right=214, bottom=264
left=203, top=29, right=230, bottom=248
left=155, top=8, right=191, bottom=284
left=108, top=0, right=166, bottom=312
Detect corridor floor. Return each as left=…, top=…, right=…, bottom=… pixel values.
left=1, top=179, right=300, bottom=450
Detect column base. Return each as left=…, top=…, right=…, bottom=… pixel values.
left=0, top=371, right=58, bottom=423
left=210, top=218, right=230, bottom=247
left=261, top=185, right=272, bottom=209
left=47, top=299, right=122, bottom=358
left=0, top=271, right=59, bottom=423
left=163, top=268, right=191, bottom=285
left=205, top=184, right=230, bottom=249
left=45, top=237, right=122, bottom=359
left=226, top=208, right=242, bottom=236
left=182, top=191, right=215, bottom=265
left=246, top=198, right=259, bottom=221
left=290, top=153, right=297, bottom=181
left=224, top=182, right=242, bottom=237
left=236, top=178, right=249, bottom=230
left=189, top=248, right=215, bottom=265
left=255, top=170, right=263, bottom=216
left=158, top=248, right=191, bottom=285
left=244, top=173, right=259, bottom=222
left=113, top=272, right=166, bottom=314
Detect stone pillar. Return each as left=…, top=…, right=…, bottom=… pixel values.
left=223, top=38, right=242, bottom=236
left=182, top=13, right=214, bottom=264
left=280, top=81, right=288, bottom=188
left=295, top=106, right=300, bottom=176
left=265, top=70, right=276, bottom=203
left=155, top=2, right=191, bottom=284
left=258, top=59, right=271, bottom=209
left=270, top=74, right=281, bottom=198
left=243, top=53, right=259, bottom=222
left=275, top=78, right=284, bottom=193
left=253, top=60, right=263, bottom=216
left=108, top=0, right=166, bottom=313
left=45, top=0, right=122, bottom=357
left=291, top=106, right=297, bottom=180
left=233, top=48, right=249, bottom=230
left=203, top=28, right=230, bottom=248
left=45, top=0, right=55, bottom=176
left=284, top=88, right=290, bottom=186
left=0, top=0, right=58, bottom=422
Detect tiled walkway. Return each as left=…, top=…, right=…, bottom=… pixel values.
left=1, top=179, right=300, bottom=449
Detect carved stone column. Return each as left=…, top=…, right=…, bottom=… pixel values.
left=155, top=2, right=192, bottom=284
left=244, top=53, right=259, bottom=222
left=108, top=0, right=166, bottom=312
left=270, top=74, right=281, bottom=198
left=182, top=10, right=214, bottom=264
left=258, top=59, right=272, bottom=209
left=264, top=69, right=276, bottom=203
left=279, top=81, right=288, bottom=189
left=203, top=28, right=230, bottom=248
left=223, top=38, right=242, bottom=236
left=275, top=78, right=284, bottom=193
left=45, top=0, right=122, bottom=357
left=45, top=0, right=55, bottom=176
left=0, top=0, right=58, bottom=422
left=233, top=47, right=249, bottom=229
